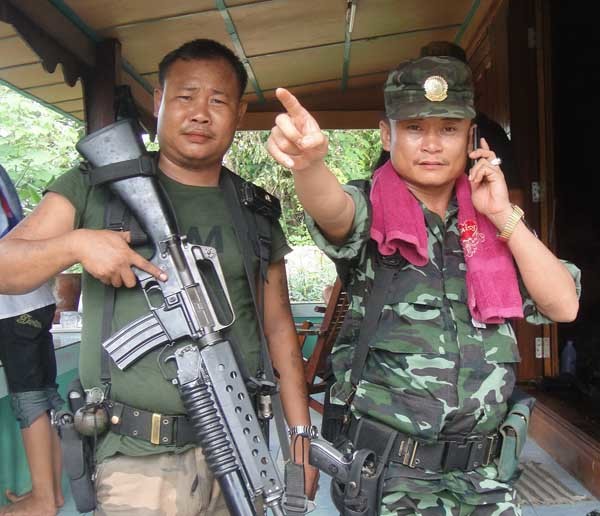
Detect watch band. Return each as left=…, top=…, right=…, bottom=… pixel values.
left=287, top=424, right=318, bottom=439
left=497, top=204, right=524, bottom=241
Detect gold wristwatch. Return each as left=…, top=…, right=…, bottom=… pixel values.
left=497, top=204, right=524, bottom=241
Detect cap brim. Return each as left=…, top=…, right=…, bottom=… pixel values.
left=386, top=101, right=476, bottom=121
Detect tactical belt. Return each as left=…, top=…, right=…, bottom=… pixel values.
left=106, top=400, right=196, bottom=447
left=347, top=416, right=501, bottom=473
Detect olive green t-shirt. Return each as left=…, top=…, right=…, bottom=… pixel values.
left=48, top=166, right=291, bottom=460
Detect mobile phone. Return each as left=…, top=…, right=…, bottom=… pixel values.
left=470, top=124, right=479, bottom=169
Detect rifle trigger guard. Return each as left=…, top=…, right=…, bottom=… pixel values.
left=157, top=344, right=179, bottom=383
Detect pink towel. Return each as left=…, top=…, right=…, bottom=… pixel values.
left=370, top=160, right=523, bottom=324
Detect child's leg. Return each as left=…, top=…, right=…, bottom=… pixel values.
left=0, top=304, right=64, bottom=515
left=50, top=423, right=64, bottom=507
left=18, top=413, right=56, bottom=507
left=1, top=389, right=64, bottom=515
left=4, top=391, right=64, bottom=510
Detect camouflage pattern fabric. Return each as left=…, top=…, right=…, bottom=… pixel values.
left=384, top=56, right=476, bottom=121
left=381, top=488, right=520, bottom=516
left=94, top=448, right=230, bottom=515
left=306, top=184, right=581, bottom=513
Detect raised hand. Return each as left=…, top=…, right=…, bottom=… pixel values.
left=267, top=88, right=328, bottom=172
left=75, top=229, right=167, bottom=288
left=468, top=136, right=513, bottom=227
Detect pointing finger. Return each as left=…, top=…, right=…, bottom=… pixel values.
left=276, top=88, right=309, bottom=119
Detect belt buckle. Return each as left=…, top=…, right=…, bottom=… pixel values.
left=398, top=438, right=419, bottom=468
left=484, top=434, right=498, bottom=466
left=442, top=438, right=477, bottom=472
left=466, top=435, right=486, bottom=470
left=150, top=413, right=162, bottom=445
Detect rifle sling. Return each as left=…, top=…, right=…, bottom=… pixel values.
left=349, top=251, right=397, bottom=390
left=220, top=170, right=292, bottom=463
left=100, top=196, right=116, bottom=392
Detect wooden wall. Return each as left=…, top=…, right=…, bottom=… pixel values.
left=464, top=0, right=557, bottom=382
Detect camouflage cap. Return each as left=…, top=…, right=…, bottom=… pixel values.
left=384, top=56, right=476, bottom=120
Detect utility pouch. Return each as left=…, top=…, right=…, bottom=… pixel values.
left=55, top=379, right=97, bottom=513
left=331, top=417, right=397, bottom=516
left=497, top=402, right=530, bottom=482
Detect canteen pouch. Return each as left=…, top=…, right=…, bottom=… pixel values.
left=497, top=402, right=530, bottom=482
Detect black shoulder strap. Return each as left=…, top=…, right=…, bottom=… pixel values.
left=220, top=168, right=274, bottom=324
left=349, top=249, right=399, bottom=390
left=220, top=168, right=291, bottom=463
left=77, top=163, right=113, bottom=392
left=100, top=195, right=115, bottom=394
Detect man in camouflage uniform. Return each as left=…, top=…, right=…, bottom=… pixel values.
left=266, top=56, right=580, bottom=515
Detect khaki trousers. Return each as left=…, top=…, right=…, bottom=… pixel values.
left=94, top=448, right=229, bottom=516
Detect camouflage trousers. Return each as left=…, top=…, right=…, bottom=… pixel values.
left=94, top=448, right=229, bottom=515
left=380, top=488, right=521, bottom=516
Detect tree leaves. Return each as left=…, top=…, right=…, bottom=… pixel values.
left=225, top=129, right=381, bottom=245
left=0, top=85, right=83, bottom=213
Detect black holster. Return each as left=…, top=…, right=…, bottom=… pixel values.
left=331, top=417, right=397, bottom=516
left=55, top=378, right=96, bottom=513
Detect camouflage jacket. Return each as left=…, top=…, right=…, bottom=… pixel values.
left=306, top=184, right=581, bottom=501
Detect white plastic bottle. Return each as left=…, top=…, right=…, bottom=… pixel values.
left=560, top=339, right=577, bottom=376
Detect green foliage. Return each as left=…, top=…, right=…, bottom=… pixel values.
left=286, top=246, right=337, bottom=302
left=0, top=85, right=83, bottom=214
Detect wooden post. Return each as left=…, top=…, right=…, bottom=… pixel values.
left=82, top=39, right=122, bottom=134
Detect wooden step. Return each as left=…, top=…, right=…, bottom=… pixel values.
left=527, top=390, right=600, bottom=499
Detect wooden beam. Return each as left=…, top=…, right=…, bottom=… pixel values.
left=246, top=83, right=384, bottom=114
left=11, top=0, right=95, bottom=67
left=215, top=0, right=264, bottom=102
left=0, top=0, right=88, bottom=86
left=460, top=0, right=505, bottom=56
left=82, top=39, right=121, bottom=133
left=341, top=0, right=357, bottom=90
left=239, top=110, right=382, bottom=130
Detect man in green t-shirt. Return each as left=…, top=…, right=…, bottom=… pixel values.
left=0, top=39, right=318, bottom=514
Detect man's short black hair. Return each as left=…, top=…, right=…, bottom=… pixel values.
left=158, top=38, right=248, bottom=98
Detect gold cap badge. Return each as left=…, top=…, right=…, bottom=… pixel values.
left=423, top=75, right=448, bottom=102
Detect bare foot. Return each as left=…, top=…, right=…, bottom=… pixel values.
left=4, top=490, right=63, bottom=511
left=3, top=491, right=30, bottom=504
left=54, top=492, right=64, bottom=509
left=0, top=494, right=57, bottom=516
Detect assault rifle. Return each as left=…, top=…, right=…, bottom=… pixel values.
left=76, top=119, right=290, bottom=516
